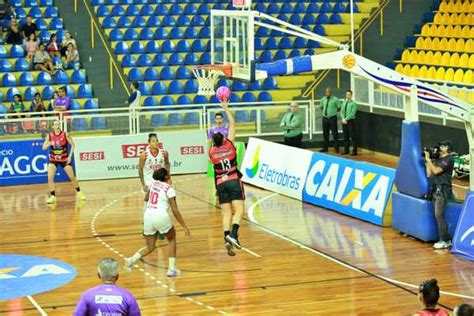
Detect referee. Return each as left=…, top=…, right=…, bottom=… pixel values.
left=320, top=87, right=341, bottom=153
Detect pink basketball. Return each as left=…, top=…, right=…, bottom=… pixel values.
left=215, top=86, right=232, bottom=102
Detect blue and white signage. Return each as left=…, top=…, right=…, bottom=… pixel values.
left=0, top=140, right=71, bottom=186
left=0, top=254, right=77, bottom=300
left=452, top=193, right=474, bottom=261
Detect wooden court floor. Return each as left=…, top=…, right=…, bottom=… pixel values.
left=1, top=153, right=473, bottom=315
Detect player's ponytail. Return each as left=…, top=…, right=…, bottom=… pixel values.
left=212, top=132, right=224, bottom=147
left=153, top=168, right=168, bottom=181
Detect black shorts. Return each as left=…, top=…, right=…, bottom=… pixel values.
left=216, top=179, right=245, bottom=204
left=50, top=161, right=69, bottom=169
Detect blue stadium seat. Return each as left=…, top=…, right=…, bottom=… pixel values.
left=255, top=38, right=264, bottom=50
left=10, top=45, right=25, bottom=58
left=191, top=39, right=206, bottom=52
left=267, top=3, right=279, bottom=14
left=279, top=37, right=292, bottom=49
left=128, top=68, right=143, bottom=81
left=168, top=80, right=184, bottom=94
left=184, top=112, right=199, bottom=124
left=151, top=114, right=167, bottom=127
left=193, top=95, right=208, bottom=104
left=144, top=67, right=159, bottom=80
left=184, top=4, right=197, bottom=15
left=176, top=66, right=191, bottom=79
left=294, top=37, right=307, bottom=49
left=35, top=18, right=48, bottom=31
left=152, top=81, right=167, bottom=95
left=308, top=39, right=321, bottom=48
left=144, top=96, right=158, bottom=107
left=161, top=40, right=176, bottom=53
left=242, top=92, right=257, bottom=103
left=305, top=48, right=316, bottom=55
left=54, top=70, right=69, bottom=84
left=140, top=28, right=154, bottom=40
left=258, top=91, right=273, bottom=102
left=117, top=16, right=132, bottom=28
left=19, top=72, right=34, bottom=86
left=177, top=40, right=191, bottom=52
left=147, top=16, right=161, bottom=27
left=347, top=3, right=360, bottom=13
left=71, top=70, right=86, bottom=84
left=320, top=2, right=332, bottom=13
left=199, top=52, right=211, bottom=65
left=138, top=54, right=152, bottom=66
left=145, top=41, right=159, bottom=53
left=160, top=96, right=174, bottom=107
left=177, top=95, right=192, bottom=105
left=40, top=0, right=53, bottom=5
left=114, top=41, right=129, bottom=54
left=184, top=80, right=198, bottom=94
left=155, top=4, right=169, bottom=15
left=0, top=60, right=12, bottom=72
left=313, top=25, right=326, bottom=36
left=229, top=93, right=240, bottom=103
left=36, top=71, right=52, bottom=85
left=162, top=16, right=176, bottom=27
left=140, top=4, right=154, bottom=16
left=333, top=2, right=346, bottom=13
left=276, top=13, right=289, bottom=23
left=275, top=50, right=288, bottom=60
left=109, top=29, right=123, bottom=41
left=170, top=27, right=184, bottom=39
left=138, top=82, right=150, bottom=95
left=235, top=110, right=250, bottom=122
left=97, top=5, right=110, bottom=16
left=125, top=4, right=139, bottom=16
left=69, top=100, right=81, bottom=112
left=232, top=81, right=248, bottom=92
left=248, top=80, right=262, bottom=91
left=14, top=58, right=29, bottom=71
left=73, top=118, right=87, bottom=131
left=2, top=73, right=16, bottom=87
left=170, top=3, right=183, bottom=15
left=255, top=3, right=266, bottom=11
left=111, top=5, right=125, bottom=16
left=42, top=86, right=54, bottom=100
left=250, top=110, right=266, bottom=122
left=26, top=0, right=38, bottom=6
left=103, top=16, right=117, bottom=28
left=15, top=7, right=26, bottom=18
left=264, top=38, right=277, bottom=50
left=65, top=85, right=75, bottom=98
left=24, top=87, right=38, bottom=101
left=91, top=117, right=106, bottom=130
left=168, top=113, right=182, bottom=125
left=280, top=3, right=293, bottom=14
left=330, top=13, right=342, bottom=24
left=177, top=15, right=191, bottom=27
left=289, top=14, right=301, bottom=25
left=130, top=41, right=145, bottom=54
left=256, top=26, right=270, bottom=37
left=308, top=3, right=320, bottom=13
left=78, top=85, right=93, bottom=99
left=133, top=16, right=147, bottom=28
left=184, top=53, right=198, bottom=65
left=91, top=0, right=104, bottom=4
left=49, top=18, right=63, bottom=30
left=263, top=77, right=277, bottom=90
left=44, top=7, right=58, bottom=18
left=29, top=7, right=42, bottom=18
left=259, top=51, right=273, bottom=63
left=6, top=87, right=20, bottom=102
left=154, top=28, right=169, bottom=40
left=217, top=78, right=230, bottom=88
left=317, top=14, right=330, bottom=24
left=184, top=27, right=198, bottom=39
left=154, top=54, right=168, bottom=66
left=199, top=26, right=210, bottom=39
left=192, top=16, right=205, bottom=26
left=198, top=4, right=210, bottom=15
left=289, top=49, right=301, bottom=58
left=303, top=14, right=316, bottom=25
left=39, top=30, right=51, bottom=43
left=121, top=55, right=136, bottom=67
left=294, top=3, right=306, bottom=13
left=124, top=29, right=138, bottom=40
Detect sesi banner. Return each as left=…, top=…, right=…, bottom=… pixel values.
left=0, top=139, right=71, bottom=186
left=74, top=131, right=208, bottom=180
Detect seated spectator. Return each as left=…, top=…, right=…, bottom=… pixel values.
left=30, top=92, right=49, bottom=133
left=63, top=43, right=80, bottom=69
left=54, top=86, right=71, bottom=113
left=415, top=279, right=449, bottom=316
left=73, top=258, right=141, bottom=316
left=0, top=0, right=13, bottom=23
left=8, top=94, right=26, bottom=134
left=5, top=19, right=23, bottom=45
left=61, top=31, right=77, bottom=56
left=47, top=33, right=62, bottom=59
left=25, top=33, right=39, bottom=60
left=454, top=304, right=474, bottom=316
left=49, top=91, right=58, bottom=111
left=34, top=43, right=56, bottom=75
left=21, top=16, right=38, bottom=41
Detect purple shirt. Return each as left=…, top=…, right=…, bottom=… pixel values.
left=74, top=284, right=141, bottom=316
left=55, top=96, right=71, bottom=111
left=207, top=125, right=229, bottom=139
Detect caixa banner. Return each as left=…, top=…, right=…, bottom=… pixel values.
left=0, top=140, right=70, bottom=186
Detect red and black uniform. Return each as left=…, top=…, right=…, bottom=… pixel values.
left=49, top=131, right=69, bottom=168
left=209, top=139, right=245, bottom=204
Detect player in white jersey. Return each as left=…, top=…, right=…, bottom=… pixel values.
left=139, top=133, right=170, bottom=190
left=125, top=168, right=190, bottom=277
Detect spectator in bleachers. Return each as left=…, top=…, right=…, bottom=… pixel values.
left=9, top=94, right=26, bottom=115
left=74, top=258, right=141, bottom=316
left=0, top=0, right=13, bottom=22
left=414, top=279, right=448, bottom=316
left=49, top=91, right=58, bottom=111
left=54, top=86, right=71, bottom=113
left=320, top=87, right=341, bottom=153
left=8, top=94, right=26, bottom=134
left=5, top=18, right=23, bottom=45
left=47, top=33, right=62, bottom=59
left=454, top=304, right=474, bottom=316
left=34, top=43, right=56, bottom=75
left=21, top=16, right=39, bottom=42
left=63, top=43, right=80, bottom=69
left=30, top=92, right=49, bottom=133
left=127, top=81, right=141, bottom=108
left=61, top=31, right=77, bottom=56
left=26, top=33, right=39, bottom=61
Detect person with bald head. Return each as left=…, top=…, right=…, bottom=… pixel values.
left=320, top=87, right=341, bottom=153
left=280, top=101, right=303, bottom=148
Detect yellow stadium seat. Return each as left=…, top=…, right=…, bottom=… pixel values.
left=446, top=13, right=456, bottom=25
left=447, top=38, right=457, bottom=51
left=424, top=37, right=433, bottom=50
left=409, top=50, right=417, bottom=63
left=425, top=51, right=434, bottom=64
left=401, top=50, right=410, bottom=62
left=418, top=65, right=428, bottom=78
left=440, top=38, right=448, bottom=50
left=403, top=64, right=411, bottom=76
left=435, top=67, right=446, bottom=80
left=463, top=69, right=473, bottom=84
left=421, top=24, right=431, bottom=36
left=433, top=51, right=442, bottom=65
left=427, top=66, right=437, bottom=79
left=449, top=52, right=459, bottom=66
left=457, top=90, right=467, bottom=102
left=466, top=39, right=474, bottom=53
left=432, top=37, right=440, bottom=50
left=446, top=1, right=454, bottom=12
left=395, top=63, right=404, bottom=74
left=440, top=52, right=451, bottom=66
left=445, top=25, right=455, bottom=36
left=453, top=68, right=464, bottom=82
left=461, top=25, right=470, bottom=38
left=416, top=50, right=426, bottom=64
left=439, top=2, right=447, bottom=12
left=410, top=65, right=420, bottom=77
left=455, top=38, right=465, bottom=52
left=415, top=37, right=425, bottom=49
left=444, top=68, right=455, bottom=81
left=469, top=54, right=474, bottom=69
left=461, top=1, right=470, bottom=13
left=466, top=13, right=472, bottom=25
left=459, top=53, right=469, bottom=67
left=468, top=92, right=474, bottom=104
left=434, top=25, right=444, bottom=37
left=452, top=25, right=461, bottom=37
left=470, top=28, right=474, bottom=39
left=470, top=2, right=474, bottom=13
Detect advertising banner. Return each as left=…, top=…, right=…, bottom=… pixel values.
left=74, top=131, right=208, bottom=180
left=0, top=139, right=70, bottom=186
left=452, top=192, right=474, bottom=261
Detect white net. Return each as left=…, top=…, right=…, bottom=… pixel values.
left=192, top=67, right=225, bottom=95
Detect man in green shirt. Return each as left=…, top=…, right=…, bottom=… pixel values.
left=340, top=90, right=358, bottom=155
left=280, top=101, right=303, bottom=148
left=320, top=87, right=340, bottom=153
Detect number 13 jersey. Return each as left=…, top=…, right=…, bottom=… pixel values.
left=209, top=139, right=240, bottom=186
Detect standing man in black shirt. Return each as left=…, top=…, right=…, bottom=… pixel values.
left=20, top=16, right=38, bottom=40
left=424, top=140, right=455, bottom=250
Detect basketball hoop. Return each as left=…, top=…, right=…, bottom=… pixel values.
left=192, top=64, right=233, bottom=95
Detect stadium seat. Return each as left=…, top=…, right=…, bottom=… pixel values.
left=144, top=96, right=158, bottom=107
left=71, top=70, right=86, bottom=84
left=117, top=16, right=132, bottom=28
left=162, top=16, right=177, bottom=27
left=103, top=16, right=117, bottom=28
left=137, top=54, right=153, bottom=66
left=19, top=72, right=34, bottom=86
left=140, top=28, right=154, bottom=40
left=258, top=91, right=272, bottom=102
left=184, top=53, right=198, bottom=65
left=91, top=117, right=106, bottom=130
left=176, top=66, right=192, bottom=79
left=177, top=95, right=192, bottom=105
left=151, top=114, right=167, bottom=126
left=193, top=95, right=208, bottom=104
left=10, top=45, right=25, bottom=58
left=235, top=110, right=250, bottom=122
left=2, top=73, right=16, bottom=87
left=121, top=55, right=137, bottom=67
left=263, top=77, right=277, bottom=90
left=6, top=87, right=21, bottom=102
left=128, top=68, right=143, bottom=81
left=199, top=26, right=210, bottom=39
left=36, top=71, right=52, bottom=85
left=54, top=70, right=69, bottom=84
left=168, top=80, right=184, bottom=94
left=242, top=92, right=257, bottom=103
left=147, top=16, right=161, bottom=27
left=42, top=86, right=55, bottom=100
left=330, top=13, right=343, bottom=24
left=168, top=113, right=182, bottom=125
left=130, top=41, right=145, bottom=54
left=198, top=4, right=210, bottom=15
left=160, top=66, right=175, bottom=80
left=199, top=52, right=211, bottom=65
left=161, top=40, right=176, bottom=53
left=138, top=82, right=150, bottom=95
left=152, top=82, right=167, bottom=95
left=72, top=118, right=87, bottom=131
left=69, top=100, right=81, bottom=112
left=177, top=15, right=191, bottom=27
left=154, top=28, right=169, bottom=40
left=111, top=5, right=125, bottom=16
left=35, top=18, right=48, bottom=31
left=177, top=40, right=191, bottom=52
left=191, top=39, right=206, bottom=52
left=232, top=81, right=248, bottom=92
left=22, top=86, right=37, bottom=101
left=192, top=16, right=205, bottom=26
left=317, top=14, right=330, bottom=24
left=146, top=41, right=160, bottom=53
left=154, top=54, right=168, bottom=66
left=184, top=80, right=199, bottom=94
left=264, top=38, right=278, bottom=50
left=133, top=16, right=147, bottom=28
left=144, top=67, right=159, bottom=80
left=114, top=41, right=129, bottom=54
left=49, top=18, right=63, bottom=30
left=289, top=14, right=301, bottom=25
left=170, top=27, right=184, bottom=39
left=184, top=112, right=199, bottom=125
left=44, top=7, right=58, bottom=18
left=160, top=96, right=174, bottom=107
left=0, top=60, right=12, bottom=72
left=259, top=51, right=273, bottom=63
left=289, top=49, right=301, bottom=58
left=13, top=58, right=29, bottom=72
left=302, top=14, right=316, bottom=25
left=124, top=29, right=139, bottom=41
left=279, top=37, right=293, bottom=49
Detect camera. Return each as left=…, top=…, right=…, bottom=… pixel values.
left=423, top=146, right=440, bottom=160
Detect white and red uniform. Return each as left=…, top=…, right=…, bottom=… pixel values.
left=143, top=180, right=176, bottom=236
left=142, top=147, right=167, bottom=187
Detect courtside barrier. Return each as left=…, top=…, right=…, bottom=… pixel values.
left=73, top=130, right=208, bottom=181
left=242, top=137, right=395, bottom=226
left=0, top=139, right=71, bottom=186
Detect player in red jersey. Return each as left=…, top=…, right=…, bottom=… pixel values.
left=209, top=101, right=245, bottom=256
left=42, top=120, right=85, bottom=204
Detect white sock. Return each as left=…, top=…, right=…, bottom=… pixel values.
left=169, top=257, right=176, bottom=270
left=131, top=253, right=141, bottom=263
left=142, top=202, right=147, bottom=213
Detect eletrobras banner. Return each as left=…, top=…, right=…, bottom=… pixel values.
left=241, top=138, right=396, bottom=226
left=74, top=131, right=208, bottom=180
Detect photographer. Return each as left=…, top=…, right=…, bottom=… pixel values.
left=424, top=140, right=454, bottom=250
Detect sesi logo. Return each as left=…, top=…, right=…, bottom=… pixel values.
left=180, top=146, right=204, bottom=155
left=80, top=151, right=105, bottom=161
left=122, top=143, right=163, bottom=158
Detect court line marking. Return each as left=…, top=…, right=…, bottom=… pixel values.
left=247, top=193, right=474, bottom=301
left=27, top=295, right=47, bottom=316
left=91, top=177, right=227, bottom=315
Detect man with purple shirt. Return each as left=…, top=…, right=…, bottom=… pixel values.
left=74, top=258, right=141, bottom=316
left=54, top=86, right=71, bottom=113
left=207, top=112, right=229, bottom=150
